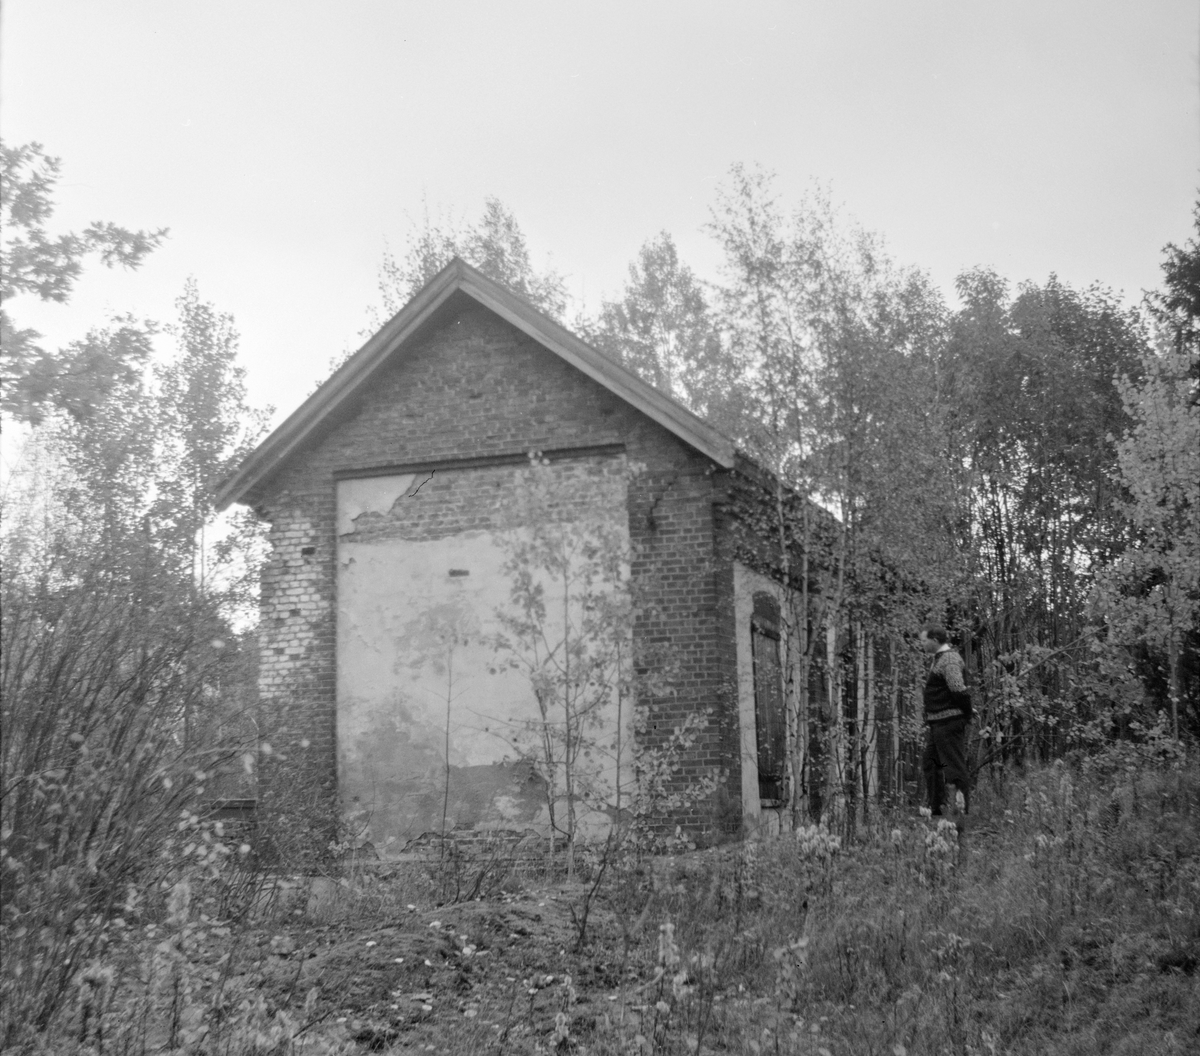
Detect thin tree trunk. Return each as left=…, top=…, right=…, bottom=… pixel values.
left=537, top=687, right=557, bottom=866
left=614, top=638, right=625, bottom=824
left=854, top=621, right=866, bottom=826
left=794, top=499, right=813, bottom=829
left=864, top=633, right=878, bottom=805
left=1168, top=594, right=1181, bottom=742
left=796, top=563, right=809, bottom=825
left=890, top=638, right=902, bottom=802
left=440, top=646, right=453, bottom=861
left=828, top=512, right=850, bottom=833
left=562, top=565, right=575, bottom=882
left=772, top=476, right=801, bottom=825
left=825, top=615, right=846, bottom=831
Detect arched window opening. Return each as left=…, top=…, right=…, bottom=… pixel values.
left=751, top=593, right=786, bottom=804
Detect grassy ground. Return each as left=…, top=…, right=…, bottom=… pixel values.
left=11, top=755, right=1199, bottom=1055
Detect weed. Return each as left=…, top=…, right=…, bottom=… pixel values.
left=5, top=754, right=1197, bottom=1053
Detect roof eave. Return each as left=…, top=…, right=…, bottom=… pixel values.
left=214, top=261, right=469, bottom=510
left=215, top=258, right=736, bottom=511
left=453, top=271, right=736, bottom=470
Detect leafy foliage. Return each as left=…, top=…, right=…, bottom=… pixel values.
left=1151, top=201, right=1200, bottom=356
left=574, top=171, right=1197, bottom=823
left=586, top=231, right=724, bottom=411
left=1092, top=208, right=1200, bottom=740
left=491, top=455, right=638, bottom=878
left=373, top=196, right=567, bottom=323
left=154, top=279, right=272, bottom=596
left=699, top=165, right=964, bottom=825
left=492, top=455, right=720, bottom=872
left=1, top=212, right=267, bottom=1042
left=0, top=563, right=245, bottom=1043
left=1, top=141, right=168, bottom=423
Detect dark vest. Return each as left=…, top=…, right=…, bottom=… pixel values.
left=923, top=650, right=969, bottom=722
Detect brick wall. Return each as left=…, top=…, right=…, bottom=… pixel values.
left=252, top=302, right=738, bottom=848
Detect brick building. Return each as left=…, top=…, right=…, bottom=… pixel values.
left=217, top=258, right=817, bottom=855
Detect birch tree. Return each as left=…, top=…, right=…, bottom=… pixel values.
left=373, top=197, right=567, bottom=324
left=943, top=271, right=1150, bottom=759
left=704, top=165, right=955, bottom=829
left=587, top=231, right=726, bottom=412
left=492, top=457, right=634, bottom=879
left=1093, top=212, right=1200, bottom=740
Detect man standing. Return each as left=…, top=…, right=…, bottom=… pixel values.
left=919, top=624, right=973, bottom=819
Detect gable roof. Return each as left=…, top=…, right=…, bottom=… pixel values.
left=215, top=257, right=736, bottom=510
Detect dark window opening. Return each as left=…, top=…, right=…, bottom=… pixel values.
left=751, top=593, right=786, bottom=804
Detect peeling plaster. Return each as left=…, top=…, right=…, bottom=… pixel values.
left=336, top=463, right=632, bottom=856
left=336, top=474, right=417, bottom=536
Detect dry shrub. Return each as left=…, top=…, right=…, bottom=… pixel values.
left=0, top=565, right=247, bottom=1047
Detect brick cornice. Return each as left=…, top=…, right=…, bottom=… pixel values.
left=330, top=443, right=627, bottom=481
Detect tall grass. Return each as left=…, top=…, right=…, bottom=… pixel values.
left=614, top=750, right=1199, bottom=1055
left=4, top=685, right=1194, bottom=1056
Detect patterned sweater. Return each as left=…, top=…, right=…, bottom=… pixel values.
left=923, top=648, right=973, bottom=723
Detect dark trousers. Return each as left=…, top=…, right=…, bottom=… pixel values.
left=922, top=717, right=970, bottom=815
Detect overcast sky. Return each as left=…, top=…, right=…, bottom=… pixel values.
left=2, top=1, right=1197, bottom=423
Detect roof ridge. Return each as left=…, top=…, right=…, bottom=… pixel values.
left=214, top=258, right=736, bottom=510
